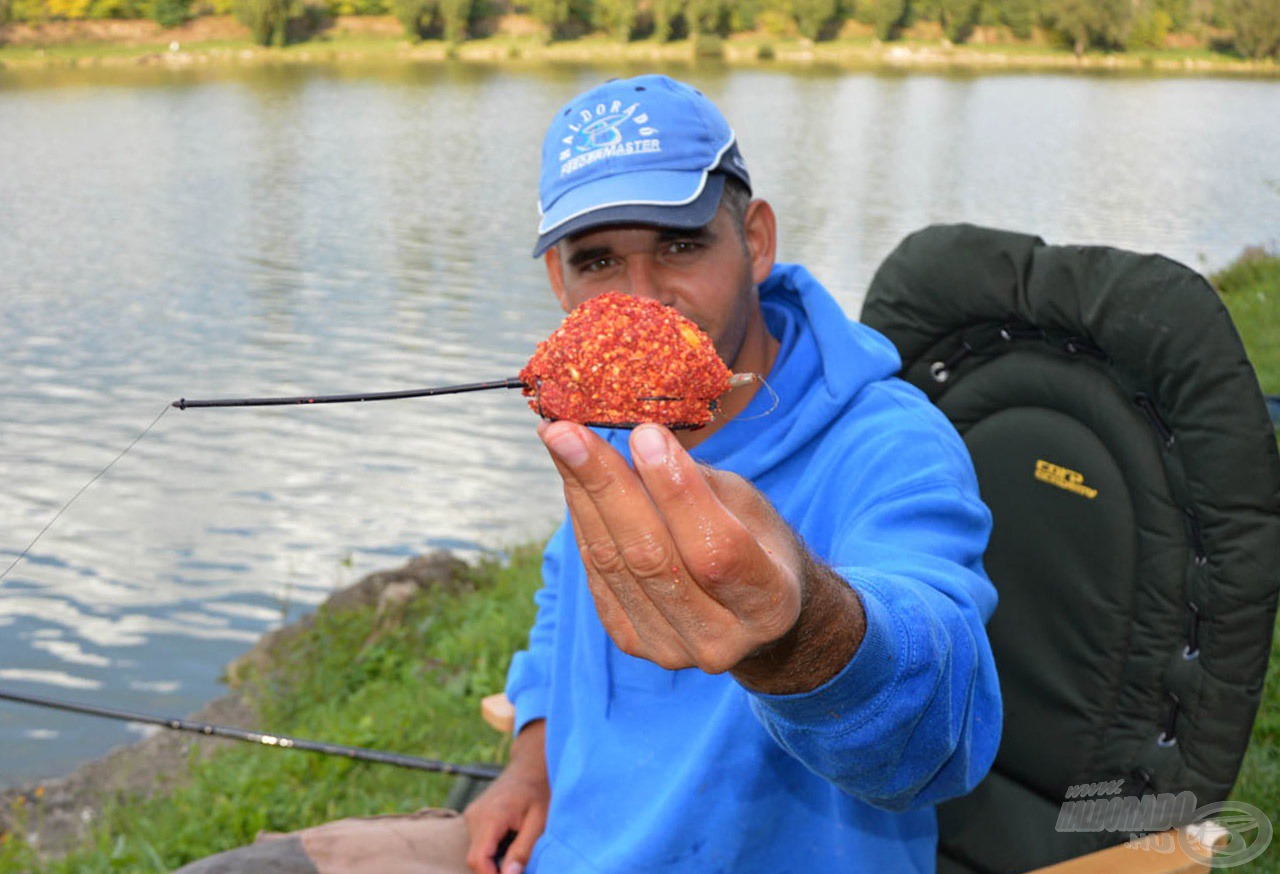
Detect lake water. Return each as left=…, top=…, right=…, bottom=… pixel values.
left=1, top=61, right=1277, bottom=788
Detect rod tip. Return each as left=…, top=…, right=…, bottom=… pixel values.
left=172, top=399, right=186, bottom=410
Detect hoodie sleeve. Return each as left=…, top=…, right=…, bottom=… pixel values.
left=748, top=473, right=1002, bottom=813
left=504, top=520, right=571, bottom=734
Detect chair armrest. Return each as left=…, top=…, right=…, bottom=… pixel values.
left=1029, top=821, right=1228, bottom=874
left=481, top=692, right=515, bottom=734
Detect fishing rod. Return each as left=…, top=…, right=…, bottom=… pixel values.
left=172, top=378, right=526, bottom=409
left=0, top=688, right=501, bottom=780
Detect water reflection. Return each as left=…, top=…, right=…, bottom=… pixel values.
left=1, top=62, right=1278, bottom=785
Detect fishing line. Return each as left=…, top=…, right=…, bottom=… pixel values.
left=729, top=374, right=780, bottom=423
left=0, top=404, right=172, bottom=583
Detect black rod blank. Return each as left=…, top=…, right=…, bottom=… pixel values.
left=0, top=688, right=500, bottom=780
left=173, top=378, right=526, bottom=410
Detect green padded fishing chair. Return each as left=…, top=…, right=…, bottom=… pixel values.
left=861, top=224, right=1280, bottom=873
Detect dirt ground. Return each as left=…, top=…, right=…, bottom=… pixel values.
left=0, top=15, right=250, bottom=46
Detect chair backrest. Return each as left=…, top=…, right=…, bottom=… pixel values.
left=861, top=224, right=1280, bottom=873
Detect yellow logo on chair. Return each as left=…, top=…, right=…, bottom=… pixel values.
left=1035, top=460, right=1099, bottom=499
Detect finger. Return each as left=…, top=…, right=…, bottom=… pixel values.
left=464, top=799, right=518, bottom=874
left=630, top=425, right=799, bottom=633
left=500, top=805, right=548, bottom=874
left=539, top=421, right=699, bottom=667
left=561, top=496, right=645, bottom=656
left=464, top=819, right=504, bottom=874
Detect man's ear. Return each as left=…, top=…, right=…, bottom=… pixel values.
left=544, top=247, right=573, bottom=313
left=743, top=199, right=777, bottom=286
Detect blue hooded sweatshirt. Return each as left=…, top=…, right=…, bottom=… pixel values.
left=505, top=264, right=1002, bottom=873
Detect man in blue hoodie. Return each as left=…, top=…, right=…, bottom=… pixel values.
left=177, top=74, right=1000, bottom=874
left=463, top=75, right=1002, bottom=874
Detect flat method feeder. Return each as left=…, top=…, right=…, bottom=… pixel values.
left=173, top=294, right=769, bottom=427
left=169, top=373, right=761, bottom=430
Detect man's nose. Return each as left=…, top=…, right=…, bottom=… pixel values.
left=624, top=258, right=673, bottom=305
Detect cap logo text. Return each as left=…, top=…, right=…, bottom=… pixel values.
left=559, top=99, right=661, bottom=177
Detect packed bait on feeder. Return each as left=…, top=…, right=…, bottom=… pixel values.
left=170, top=292, right=767, bottom=427
left=519, top=292, right=760, bottom=429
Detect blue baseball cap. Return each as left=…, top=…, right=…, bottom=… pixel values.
left=533, top=75, right=752, bottom=257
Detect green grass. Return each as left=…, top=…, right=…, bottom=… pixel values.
left=1, top=25, right=1277, bottom=73
left=0, top=543, right=545, bottom=872
left=0, top=250, right=1276, bottom=871
left=1217, top=247, right=1280, bottom=396
left=1215, top=246, right=1279, bottom=874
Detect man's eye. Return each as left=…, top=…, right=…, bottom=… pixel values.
left=581, top=258, right=614, bottom=273
left=666, top=240, right=699, bottom=256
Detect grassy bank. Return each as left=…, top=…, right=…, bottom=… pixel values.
left=1217, top=247, right=1280, bottom=874
left=1, top=17, right=1278, bottom=75
left=0, top=544, right=546, bottom=871
left=1, top=249, right=1277, bottom=872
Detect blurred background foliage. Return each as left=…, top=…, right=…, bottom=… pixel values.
left=0, top=0, right=1276, bottom=70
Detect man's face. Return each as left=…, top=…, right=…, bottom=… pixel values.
left=544, top=199, right=775, bottom=371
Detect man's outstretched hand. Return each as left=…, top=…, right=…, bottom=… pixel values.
left=538, top=420, right=865, bottom=695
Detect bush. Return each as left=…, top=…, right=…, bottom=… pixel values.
left=991, top=0, right=1037, bottom=38
left=937, top=0, right=981, bottom=40
left=1153, top=0, right=1191, bottom=30
left=391, top=0, right=433, bottom=38
left=150, top=0, right=192, bottom=26
left=1223, top=0, right=1280, bottom=57
left=867, top=0, right=910, bottom=38
left=46, top=0, right=91, bottom=18
left=1214, top=246, right=1280, bottom=295
left=439, top=0, right=470, bottom=42
left=87, top=0, right=145, bottom=16
left=326, top=0, right=386, bottom=14
left=793, top=0, right=839, bottom=39
left=756, top=7, right=794, bottom=35
left=1128, top=6, right=1171, bottom=48
left=648, top=0, right=682, bottom=40
left=591, top=0, right=636, bottom=40
left=234, top=0, right=302, bottom=45
left=530, top=0, right=568, bottom=38
left=1044, top=0, right=1133, bottom=52
left=686, top=0, right=729, bottom=34
left=726, top=0, right=761, bottom=32
left=7, top=0, right=47, bottom=20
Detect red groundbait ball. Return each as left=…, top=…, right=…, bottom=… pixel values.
left=520, top=292, right=736, bottom=428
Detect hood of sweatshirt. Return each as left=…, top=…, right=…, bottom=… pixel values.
left=606, top=262, right=902, bottom=479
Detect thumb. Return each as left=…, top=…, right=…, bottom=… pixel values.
left=499, top=805, right=548, bottom=874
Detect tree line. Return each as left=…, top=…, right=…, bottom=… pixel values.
left=1, top=0, right=1276, bottom=59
